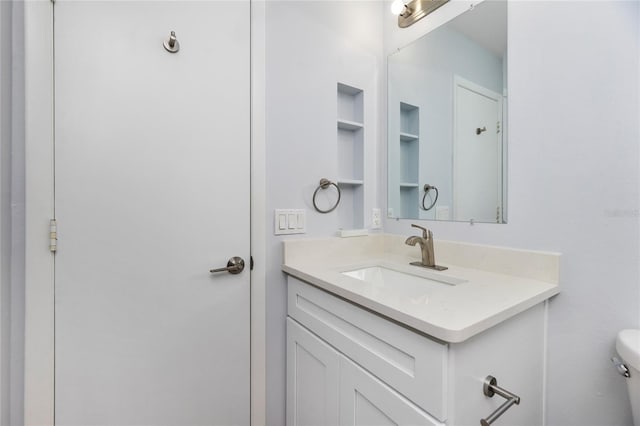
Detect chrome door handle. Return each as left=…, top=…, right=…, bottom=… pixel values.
left=210, top=257, right=245, bottom=275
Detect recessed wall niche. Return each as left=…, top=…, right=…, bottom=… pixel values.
left=336, top=83, right=365, bottom=230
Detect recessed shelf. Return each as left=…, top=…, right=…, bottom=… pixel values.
left=338, top=83, right=364, bottom=123
left=338, top=179, right=364, bottom=186
left=398, top=102, right=420, bottom=219
left=337, top=82, right=365, bottom=230
left=400, top=185, right=419, bottom=219
left=400, top=132, right=419, bottom=142
left=338, top=119, right=364, bottom=131
left=400, top=102, right=419, bottom=135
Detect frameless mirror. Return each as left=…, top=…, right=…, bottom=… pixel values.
left=387, top=1, right=507, bottom=223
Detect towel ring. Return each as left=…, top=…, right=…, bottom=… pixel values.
left=313, top=178, right=341, bottom=213
left=421, top=184, right=438, bottom=211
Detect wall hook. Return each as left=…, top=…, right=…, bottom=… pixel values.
left=163, top=31, right=180, bottom=53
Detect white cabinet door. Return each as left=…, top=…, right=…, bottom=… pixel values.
left=339, top=357, right=443, bottom=426
left=287, top=318, right=340, bottom=426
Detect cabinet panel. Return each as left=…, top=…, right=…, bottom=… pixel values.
left=288, top=277, right=448, bottom=421
left=339, top=357, right=443, bottom=426
left=447, top=304, right=546, bottom=426
left=287, top=318, right=340, bottom=426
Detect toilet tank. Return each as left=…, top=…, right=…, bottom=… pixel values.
left=617, top=329, right=640, bottom=426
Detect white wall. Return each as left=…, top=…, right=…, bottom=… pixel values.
left=0, top=1, right=11, bottom=421
left=0, top=1, right=25, bottom=425
left=265, top=2, right=383, bottom=424
left=383, top=2, right=640, bottom=425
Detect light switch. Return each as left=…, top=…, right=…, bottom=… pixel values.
left=288, top=214, right=297, bottom=229
left=274, top=209, right=306, bottom=235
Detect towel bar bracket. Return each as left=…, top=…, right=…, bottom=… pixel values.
left=480, top=375, right=521, bottom=426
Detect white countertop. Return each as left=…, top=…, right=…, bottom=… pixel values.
left=282, top=235, right=560, bottom=343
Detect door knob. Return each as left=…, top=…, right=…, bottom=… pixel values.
left=210, top=257, right=245, bottom=275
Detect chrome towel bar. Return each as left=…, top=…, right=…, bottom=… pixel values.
left=480, top=375, right=521, bottom=426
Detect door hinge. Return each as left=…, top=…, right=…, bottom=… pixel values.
left=250, top=256, right=254, bottom=271
left=496, top=121, right=501, bottom=134
left=49, top=219, right=58, bottom=252
left=496, top=206, right=501, bottom=223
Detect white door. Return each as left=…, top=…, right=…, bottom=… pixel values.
left=54, top=1, right=250, bottom=425
left=453, top=77, right=503, bottom=223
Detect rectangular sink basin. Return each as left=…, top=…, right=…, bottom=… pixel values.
left=342, top=266, right=466, bottom=287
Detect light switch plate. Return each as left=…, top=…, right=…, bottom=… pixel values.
left=435, top=206, right=450, bottom=220
left=274, top=209, right=306, bottom=235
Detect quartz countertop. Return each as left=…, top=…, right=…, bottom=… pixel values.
left=282, top=234, right=560, bottom=343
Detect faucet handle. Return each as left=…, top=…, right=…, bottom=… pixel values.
left=411, top=224, right=430, bottom=239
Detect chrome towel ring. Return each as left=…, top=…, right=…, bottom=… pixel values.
left=421, top=184, right=438, bottom=211
left=313, top=178, right=341, bottom=213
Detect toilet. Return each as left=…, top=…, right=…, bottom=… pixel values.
left=617, top=329, right=640, bottom=426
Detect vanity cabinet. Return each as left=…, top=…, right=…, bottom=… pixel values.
left=286, top=276, right=547, bottom=426
left=287, top=319, right=438, bottom=426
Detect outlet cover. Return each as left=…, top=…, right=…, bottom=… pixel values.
left=435, top=206, right=450, bottom=221
left=372, top=208, right=381, bottom=229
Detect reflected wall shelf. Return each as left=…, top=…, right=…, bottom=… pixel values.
left=400, top=132, right=419, bottom=142
left=337, top=83, right=364, bottom=230
left=399, top=102, right=420, bottom=219
left=337, top=179, right=364, bottom=186
left=337, top=119, right=364, bottom=131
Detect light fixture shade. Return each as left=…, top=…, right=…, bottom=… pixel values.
left=390, top=0, right=406, bottom=16
left=397, top=0, right=450, bottom=28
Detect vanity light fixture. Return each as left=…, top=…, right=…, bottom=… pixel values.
left=391, top=0, right=450, bottom=28
left=390, top=0, right=410, bottom=16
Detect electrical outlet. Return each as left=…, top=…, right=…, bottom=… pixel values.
left=372, top=208, right=381, bottom=229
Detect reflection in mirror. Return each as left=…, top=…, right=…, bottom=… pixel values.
left=387, top=1, right=507, bottom=223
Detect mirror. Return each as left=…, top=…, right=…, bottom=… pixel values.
left=387, top=1, right=507, bottom=223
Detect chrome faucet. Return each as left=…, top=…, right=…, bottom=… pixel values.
left=405, top=224, right=448, bottom=271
